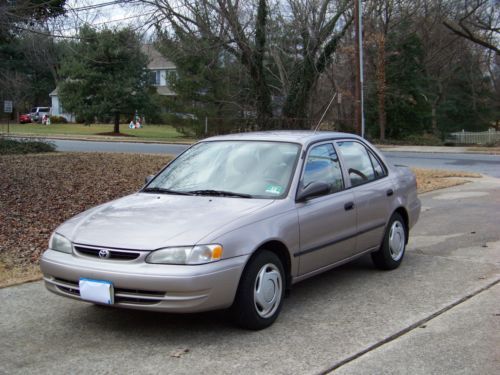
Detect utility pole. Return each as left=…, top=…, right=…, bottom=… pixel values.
left=354, top=0, right=365, bottom=138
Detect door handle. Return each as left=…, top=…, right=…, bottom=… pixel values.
left=386, top=189, right=394, bottom=197
left=344, top=202, right=355, bottom=211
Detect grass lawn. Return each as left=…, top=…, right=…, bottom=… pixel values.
left=0, top=123, right=193, bottom=142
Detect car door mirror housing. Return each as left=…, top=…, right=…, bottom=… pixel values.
left=145, top=175, right=155, bottom=184
left=296, top=181, right=330, bottom=202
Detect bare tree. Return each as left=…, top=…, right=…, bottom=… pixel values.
left=280, top=0, right=352, bottom=119
left=144, top=0, right=352, bottom=124
left=443, top=0, right=499, bottom=55
left=143, top=0, right=273, bottom=124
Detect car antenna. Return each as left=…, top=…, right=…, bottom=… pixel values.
left=314, top=92, right=337, bottom=134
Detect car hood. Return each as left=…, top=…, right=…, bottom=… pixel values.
left=58, top=193, right=275, bottom=250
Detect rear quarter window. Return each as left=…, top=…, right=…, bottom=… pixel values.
left=337, top=141, right=377, bottom=187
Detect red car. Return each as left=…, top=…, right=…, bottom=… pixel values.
left=19, top=114, right=31, bottom=123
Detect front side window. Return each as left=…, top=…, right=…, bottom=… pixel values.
left=145, top=141, right=301, bottom=199
left=301, top=143, right=344, bottom=194
left=337, top=141, right=376, bottom=187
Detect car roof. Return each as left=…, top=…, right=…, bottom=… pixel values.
left=203, top=131, right=363, bottom=147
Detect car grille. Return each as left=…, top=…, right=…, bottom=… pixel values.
left=50, top=277, right=165, bottom=305
left=74, top=245, right=141, bottom=261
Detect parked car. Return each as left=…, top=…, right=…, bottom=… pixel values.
left=41, top=131, right=421, bottom=330
left=19, top=113, right=31, bottom=123
left=30, top=107, right=51, bottom=123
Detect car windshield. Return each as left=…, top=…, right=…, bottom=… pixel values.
left=145, top=140, right=301, bottom=199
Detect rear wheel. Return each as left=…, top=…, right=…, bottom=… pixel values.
left=232, top=250, right=285, bottom=330
left=372, top=212, right=407, bottom=270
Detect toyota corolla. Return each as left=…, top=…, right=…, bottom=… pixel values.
left=41, top=131, right=420, bottom=330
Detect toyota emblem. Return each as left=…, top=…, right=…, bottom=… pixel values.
left=98, top=249, right=110, bottom=259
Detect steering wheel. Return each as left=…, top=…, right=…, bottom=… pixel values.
left=348, top=168, right=368, bottom=181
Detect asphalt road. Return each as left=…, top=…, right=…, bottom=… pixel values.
left=49, top=138, right=189, bottom=156
left=383, top=151, right=500, bottom=178
left=1, top=176, right=499, bottom=374
left=46, top=138, right=500, bottom=178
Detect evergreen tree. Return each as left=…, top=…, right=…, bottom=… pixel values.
left=59, top=26, right=152, bottom=132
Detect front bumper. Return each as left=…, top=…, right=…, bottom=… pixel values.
left=40, top=249, right=248, bottom=313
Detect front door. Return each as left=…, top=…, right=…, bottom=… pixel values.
left=296, top=142, right=357, bottom=275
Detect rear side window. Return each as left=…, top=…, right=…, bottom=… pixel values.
left=337, top=141, right=376, bottom=187
left=302, top=143, right=344, bottom=193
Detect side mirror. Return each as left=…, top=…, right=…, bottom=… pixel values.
left=145, top=175, right=155, bottom=184
left=296, top=181, right=330, bottom=202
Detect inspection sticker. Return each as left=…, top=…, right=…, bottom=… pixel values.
left=265, top=185, right=283, bottom=195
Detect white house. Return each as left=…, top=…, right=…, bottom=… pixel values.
left=141, top=44, right=177, bottom=96
left=50, top=45, right=176, bottom=122
left=49, top=88, right=76, bottom=122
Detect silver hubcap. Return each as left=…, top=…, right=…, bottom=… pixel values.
left=254, top=263, right=282, bottom=318
left=388, top=220, right=405, bottom=261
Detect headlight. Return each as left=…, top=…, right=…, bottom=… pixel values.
left=146, top=244, right=223, bottom=265
left=49, top=232, right=73, bottom=254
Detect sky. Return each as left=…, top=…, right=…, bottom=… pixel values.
left=58, top=1, right=157, bottom=38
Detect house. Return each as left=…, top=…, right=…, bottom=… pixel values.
left=49, top=88, right=76, bottom=122
left=141, top=44, right=177, bottom=97
left=49, top=45, right=176, bottom=122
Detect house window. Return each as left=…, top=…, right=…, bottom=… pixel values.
left=149, top=70, right=161, bottom=86
left=165, top=69, right=177, bottom=87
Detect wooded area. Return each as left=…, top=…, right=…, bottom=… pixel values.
left=0, top=0, right=498, bottom=141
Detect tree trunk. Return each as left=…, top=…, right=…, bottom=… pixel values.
left=431, top=83, right=443, bottom=136
left=431, top=104, right=438, bottom=135
left=282, top=58, right=316, bottom=122
left=114, top=112, right=120, bottom=134
left=376, top=33, right=387, bottom=141
left=253, top=0, right=273, bottom=127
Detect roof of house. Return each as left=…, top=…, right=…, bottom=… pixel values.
left=141, top=44, right=176, bottom=70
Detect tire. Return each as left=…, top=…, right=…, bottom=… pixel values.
left=232, top=250, right=285, bottom=330
left=372, top=212, right=407, bottom=270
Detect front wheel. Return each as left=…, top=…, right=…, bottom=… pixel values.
left=232, top=250, right=285, bottom=330
left=372, top=212, right=407, bottom=270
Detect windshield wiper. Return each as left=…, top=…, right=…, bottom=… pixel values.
left=188, top=189, right=253, bottom=198
left=142, top=187, right=192, bottom=195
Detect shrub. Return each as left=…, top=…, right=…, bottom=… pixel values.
left=375, top=133, right=443, bottom=146
left=49, top=115, right=68, bottom=124
left=0, top=138, right=56, bottom=155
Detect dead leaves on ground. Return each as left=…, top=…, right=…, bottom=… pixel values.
left=0, top=153, right=170, bottom=274
left=412, top=168, right=480, bottom=193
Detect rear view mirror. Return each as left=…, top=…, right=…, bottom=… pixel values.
left=145, top=175, right=154, bottom=184
left=296, top=181, right=330, bottom=202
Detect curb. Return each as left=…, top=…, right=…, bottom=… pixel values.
left=0, top=133, right=195, bottom=145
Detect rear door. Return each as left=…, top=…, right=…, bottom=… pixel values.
left=336, top=140, right=394, bottom=253
left=296, top=142, right=357, bottom=275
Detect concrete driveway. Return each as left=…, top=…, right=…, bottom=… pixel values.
left=1, top=177, right=499, bottom=374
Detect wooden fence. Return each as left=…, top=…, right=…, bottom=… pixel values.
left=448, top=129, right=500, bottom=145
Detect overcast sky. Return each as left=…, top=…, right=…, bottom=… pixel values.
left=59, top=1, right=156, bottom=38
